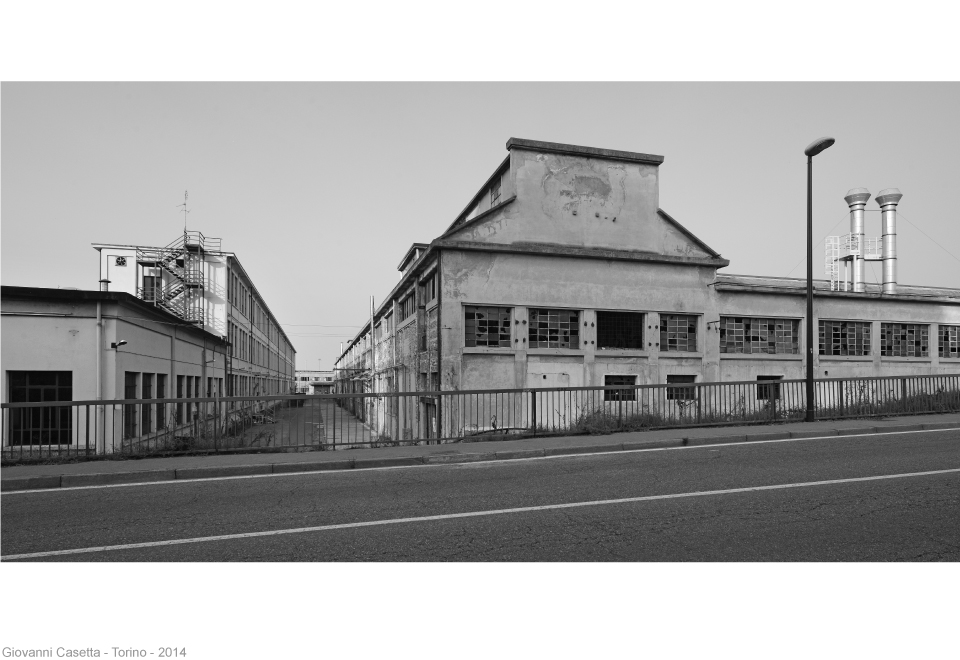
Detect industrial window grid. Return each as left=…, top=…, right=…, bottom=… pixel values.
left=719, top=317, right=799, bottom=354
left=464, top=306, right=512, bottom=347
left=596, top=311, right=644, bottom=349
left=529, top=308, right=580, bottom=349
left=604, top=374, right=637, bottom=401
left=660, top=315, right=698, bottom=352
left=756, top=375, right=783, bottom=401
left=7, top=371, right=73, bottom=446
left=819, top=320, right=871, bottom=356
left=666, top=374, right=697, bottom=400
left=399, top=294, right=416, bottom=320
left=880, top=323, right=929, bottom=357
left=940, top=325, right=960, bottom=358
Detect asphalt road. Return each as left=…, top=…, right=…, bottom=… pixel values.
left=3, top=429, right=959, bottom=561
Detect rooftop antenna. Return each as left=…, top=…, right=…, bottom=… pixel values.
left=176, top=190, right=189, bottom=234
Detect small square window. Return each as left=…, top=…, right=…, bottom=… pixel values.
left=604, top=375, right=637, bottom=401
left=757, top=375, right=783, bottom=400
left=666, top=375, right=696, bottom=401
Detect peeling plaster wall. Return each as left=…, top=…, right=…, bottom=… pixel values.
left=449, top=149, right=709, bottom=260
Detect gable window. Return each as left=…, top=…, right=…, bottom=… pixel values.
left=529, top=309, right=580, bottom=349
left=464, top=306, right=512, bottom=347
left=720, top=317, right=799, bottom=354
left=604, top=374, right=637, bottom=401
left=399, top=294, right=416, bottom=320
left=596, top=311, right=644, bottom=350
left=881, top=323, right=929, bottom=357
left=490, top=175, right=502, bottom=207
left=421, top=274, right=437, bottom=304
left=7, top=371, right=73, bottom=446
left=940, top=325, right=960, bottom=358
left=666, top=374, right=696, bottom=401
left=757, top=375, right=783, bottom=401
left=820, top=320, right=871, bottom=356
left=660, top=314, right=698, bottom=352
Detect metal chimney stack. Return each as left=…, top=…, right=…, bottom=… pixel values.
left=875, top=188, right=903, bottom=294
left=843, top=188, right=871, bottom=292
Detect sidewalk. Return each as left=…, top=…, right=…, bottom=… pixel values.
left=3, top=413, right=959, bottom=492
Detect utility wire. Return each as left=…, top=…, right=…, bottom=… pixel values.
left=897, top=212, right=960, bottom=265
left=784, top=211, right=852, bottom=278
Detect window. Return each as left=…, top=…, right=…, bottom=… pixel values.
left=666, top=375, right=696, bottom=401
left=660, top=315, right=698, bottom=352
left=529, top=308, right=580, bottom=349
left=176, top=375, right=184, bottom=423
left=819, top=320, right=871, bottom=356
left=399, top=294, right=416, bottom=320
left=7, top=371, right=73, bottom=446
left=490, top=175, right=502, bottom=206
left=124, top=372, right=139, bottom=439
left=604, top=374, right=637, bottom=401
left=157, top=374, right=167, bottom=430
left=142, top=373, right=154, bottom=434
left=596, top=311, right=644, bottom=349
left=421, top=274, right=437, bottom=304
left=881, top=323, right=929, bottom=357
left=720, top=317, right=800, bottom=354
left=941, top=325, right=960, bottom=358
left=757, top=375, right=783, bottom=401
left=465, top=306, right=512, bottom=347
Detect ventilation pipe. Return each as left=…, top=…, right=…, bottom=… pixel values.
left=843, top=188, right=871, bottom=292
left=99, top=278, right=111, bottom=292
left=875, top=188, right=903, bottom=294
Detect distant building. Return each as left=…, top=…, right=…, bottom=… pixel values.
left=334, top=138, right=960, bottom=439
left=294, top=370, right=335, bottom=395
left=1, top=286, right=229, bottom=451
left=93, top=230, right=296, bottom=397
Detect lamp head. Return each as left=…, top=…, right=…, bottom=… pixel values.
left=804, top=137, right=835, bottom=157
left=111, top=340, right=128, bottom=349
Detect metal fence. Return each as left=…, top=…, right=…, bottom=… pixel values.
left=3, top=373, right=959, bottom=463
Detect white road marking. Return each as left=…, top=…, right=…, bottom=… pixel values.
left=2, top=426, right=957, bottom=495
left=3, top=467, right=959, bottom=561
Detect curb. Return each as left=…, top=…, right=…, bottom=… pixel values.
left=3, top=423, right=958, bottom=493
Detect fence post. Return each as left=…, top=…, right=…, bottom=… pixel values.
left=839, top=379, right=844, bottom=418
left=530, top=390, right=537, bottom=436
left=696, top=386, right=701, bottom=424
left=435, top=395, right=442, bottom=445
left=618, top=393, right=623, bottom=428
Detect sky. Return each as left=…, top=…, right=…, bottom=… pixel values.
left=3, top=82, right=959, bottom=370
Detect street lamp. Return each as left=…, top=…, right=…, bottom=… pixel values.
left=804, top=136, right=835, bottom=422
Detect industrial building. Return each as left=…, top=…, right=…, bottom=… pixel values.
left=333, top=138, right=960, bottom=439
left=93, top=230, right=296, bottom=398
left=1, top=286, right=230, bottom=451
left=295, top=370, right=335, bottom=394
left=2, top=230, right=296, bottom=453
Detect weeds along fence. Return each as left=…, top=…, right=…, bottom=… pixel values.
left=2, top=374, right=959, bottom=462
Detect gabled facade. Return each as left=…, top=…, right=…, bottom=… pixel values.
left=334, top=138, right=960, bottom=439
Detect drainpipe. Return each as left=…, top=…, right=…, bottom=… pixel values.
left=876, top=188, right=903, bottom=294
left=843, top=188, right=871, bottom=292
left=96, top=300, right=103, bottom=452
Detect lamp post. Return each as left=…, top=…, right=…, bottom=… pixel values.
left=804, top=136, right=835, bottom=422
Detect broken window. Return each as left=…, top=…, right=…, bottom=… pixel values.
left=720, top=317, right=799, bottom=354
left=756, top=375, right=783, bottom=401
left=529, top=308, right=580, bottom=349
left=604, top=374, right=637, bottom=401
left=660, top=314, right=698, bottom=352
left=940, top=325, right=960, bottom=358
left=666, top=375, right=696, bottom=401
left=880, top=323, right=928, bottom=357
left=819, top=320, right=871, bottom=356
left=596, top=311, right=644, bottom=349
left=464, top=306, right=512, bottom=347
